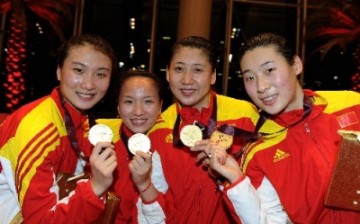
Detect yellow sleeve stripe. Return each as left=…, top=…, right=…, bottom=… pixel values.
left=242, top=131, right=287, bottom=172
left=15, top=123, right=60, bottom=204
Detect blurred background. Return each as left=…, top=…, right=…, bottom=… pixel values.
left=0, top=0, right=359, bottom=117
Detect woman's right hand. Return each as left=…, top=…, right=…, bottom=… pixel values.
left=209, top=147, right=244, bottom=184
left=89, top=142, right=117, bottom=197
left=128, top=151, right=152, bottom=191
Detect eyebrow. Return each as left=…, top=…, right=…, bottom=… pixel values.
left=260, top=60, right=274, bottom=68
left=174, top=62, right=204, bottom=66
left=242, top=60, right=274, bottom=75
left=97, top=67, right=111, bottom=72
left=71, top=62, right=111, bottom=72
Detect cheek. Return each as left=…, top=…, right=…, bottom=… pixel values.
left=97, top=79, right=111, bottom=92
left=273, top=70, right=292, bottom=87
left=62, top=74, right=82, bottom=87
left=167, top=75, right=177, bottom=85
left=147, top=106, right=161, bottom=119
left=244, top=82, right=255, bottom=95
left=118, top=106, right=131, bottom=119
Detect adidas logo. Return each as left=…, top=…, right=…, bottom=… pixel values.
left=273, top=149, right=290, bottom=162
left=165, top=134, right=173, bottom=144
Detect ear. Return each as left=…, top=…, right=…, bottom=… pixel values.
left=159, top=100, right=163, bottom=114
left=116, top=104, right=121, bottom=118
left=293, top=55, right=303, bottom=76
left=56, top=67, right=61, bottom=81
left=166, top=66, right=170, bottom=82
left=210, top=69, right=216, bottom=85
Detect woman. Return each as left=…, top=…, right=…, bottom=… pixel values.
left=208, top=32, right=360, bottom=223
left=131, top=36, right=260, bottom=224
left=0, top=34, right=118, bottom=224
left=97, top=70, right=163, bottom=223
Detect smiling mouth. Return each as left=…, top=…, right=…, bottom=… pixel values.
left=180, top=89, right=196, bottom=94
left=131, top=119, right=147, bottom=126
left=261, top=94, right=277, bottom=104
left=77, top=92, right=95, bottom=99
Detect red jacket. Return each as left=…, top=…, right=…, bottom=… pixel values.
left=0, top=88, right=105, bottom=224
left=98, top=118, right=154, bottom=224
left=140, top=92, right=259, bottom=224
left=224, top=90, right=360, bottom=223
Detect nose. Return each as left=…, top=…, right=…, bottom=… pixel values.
left=181, top=70, right=193, bottom=85
left=256, top=75, right=270, bottom=93
left=133, top=102, right=145, bottom=116
left=80, top=74, right=96, bottom=90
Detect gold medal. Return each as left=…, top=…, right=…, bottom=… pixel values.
left=180, top=124, right=203, bottom=147
left=88, top=124, right=113, bottom=145
left=128, top=133, right=151, bottom=155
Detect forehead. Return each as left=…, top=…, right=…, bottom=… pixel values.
left=242, top=46, right=282, bottom=64
left=172, top=47, right=209, bottom=63
left=67, top=45, right=108, bottom=59
left=121, top=77, right=158, bottom=92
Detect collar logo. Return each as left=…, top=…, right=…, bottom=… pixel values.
left=165, top=134, right=173, bottom=144
left=273, top=149, right=290, bottom=162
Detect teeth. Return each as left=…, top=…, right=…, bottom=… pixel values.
left=262, top=95, right=275, bottom=102
left=132, top=119, right=146, bottom=125
left=181, top=89, right=194, bottom=93
left=78, top=93, right=93, bottom=98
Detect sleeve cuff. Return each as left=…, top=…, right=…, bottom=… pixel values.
left=224, top=175, right=246, bottom=191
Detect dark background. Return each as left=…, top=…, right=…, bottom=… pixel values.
left=0, top=0, right=357, bottom=117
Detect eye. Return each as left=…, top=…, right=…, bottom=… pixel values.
left=193, top=67, right=203, bottom=73
left=244, top=75, right=255, bottom=82
left=174, top=66, right=184, bottom=73
left=73, top=67, right=83, bottom=74
left=123, top=99, right=133, bottom=104
left=96, top=72, right=108, bottom=78
left=266, top=67, right=275, bottom=74
left=145, top=99, right=154, bottom=104
left=243, top=72, right=254, bottom=82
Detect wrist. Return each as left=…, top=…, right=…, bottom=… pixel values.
left=138, top=181, right=152, bottom=193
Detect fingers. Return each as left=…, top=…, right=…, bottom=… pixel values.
left=129, top=151, right=152, bottom=173
left=92, top=142, right=114, bottom=155
left=90, top=142, right=117, bottom=176
left=196, top=151, right=209, bottom=163
left=129, top=152, right=152, bottom=187
left=135, top=151, right=152, bottom=161
left=89, top=143, right=117, bottom=196
left=191, top=139, right=211, bottom=152
left=207, top=146, right=228, bottom=174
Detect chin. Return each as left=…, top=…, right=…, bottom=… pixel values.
left=130, top=127, right=147, bottom=134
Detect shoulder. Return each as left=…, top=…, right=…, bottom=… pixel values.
left=216, top=94, right=259, bottom=121
left=161, top=103, right=177, bottom=120
left=1, top=95, right=61, bottom=138
left=0, top=95, right=63, bottom=160
left=313, top=90, right=360, bottom=113
left=151, top=103, right=177, bottom=131
left=216, top=94, right=257, bottom=112
left=96, top=118, right=121, bottom=142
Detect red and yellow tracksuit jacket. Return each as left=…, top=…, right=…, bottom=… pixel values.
left=223, top=90, right=360, bottom=223
left=138, top=91, right=260, bottom=224
left=0, top=88, right=105, bottom=224
left=98, top=118, right=160, bottom=224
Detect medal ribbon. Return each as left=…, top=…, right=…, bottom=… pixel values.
left=120, top=124, right=135, bottom=159
left=58, top=89, right=94, bottom=161
left=173, top=94, right=218, bottom=147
